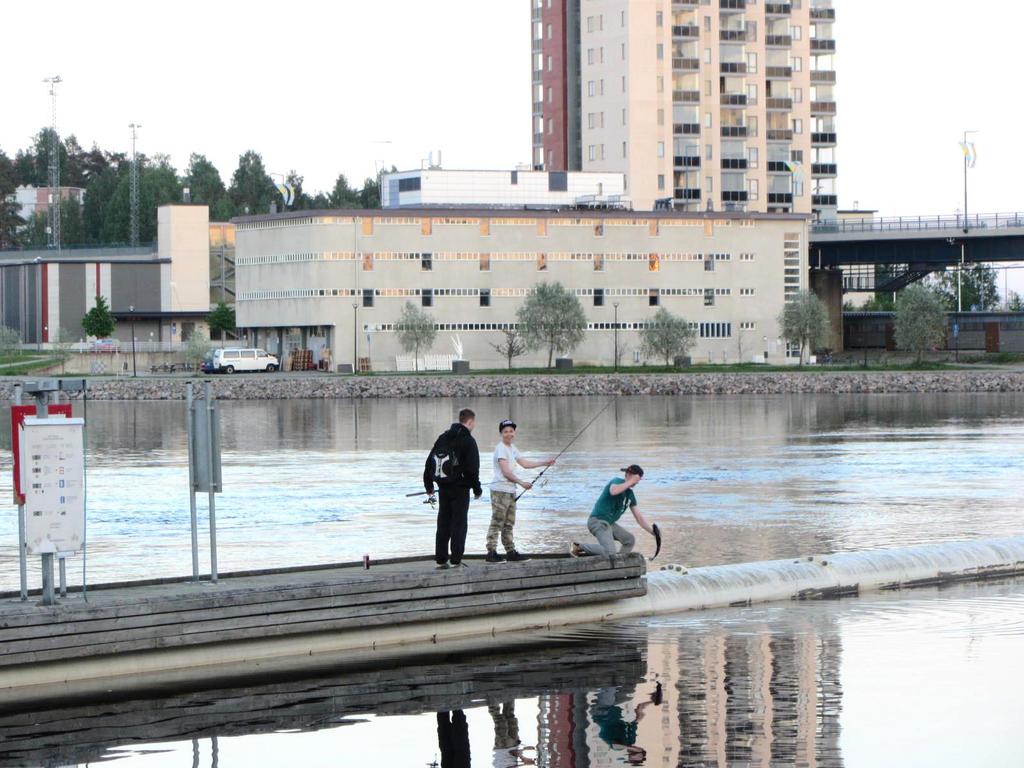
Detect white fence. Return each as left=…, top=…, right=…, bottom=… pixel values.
left=395, top=354, right=455, bottom=372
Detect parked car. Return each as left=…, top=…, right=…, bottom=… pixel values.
left=207, top=347, right=279, bottom=374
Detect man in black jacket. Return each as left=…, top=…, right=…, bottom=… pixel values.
left=424, top=408, right=483, bottom=569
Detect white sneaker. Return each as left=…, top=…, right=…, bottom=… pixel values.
left=436, top=563, right=450, bottom=570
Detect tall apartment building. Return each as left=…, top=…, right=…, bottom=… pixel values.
left=531, top=0, right=838, bottom=219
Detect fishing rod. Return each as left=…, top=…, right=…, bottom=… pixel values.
left=514, top=397, right=617, bottom=502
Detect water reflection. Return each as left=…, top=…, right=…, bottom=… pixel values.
left=1, top=393, right=1023, bottom=592
left=4, top=579, right=1021, bottom=767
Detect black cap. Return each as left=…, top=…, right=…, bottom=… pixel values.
left=499, top=419, right=517, bottom=431
left=620, top=464, right=644, bottom=477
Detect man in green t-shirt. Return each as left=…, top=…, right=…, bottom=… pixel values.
left=571, top=465, right=656, bottom=558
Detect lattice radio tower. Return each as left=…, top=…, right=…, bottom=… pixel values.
left=129, top=123, right=141, bottom=246
left=43, top=76, right=62, bottom=251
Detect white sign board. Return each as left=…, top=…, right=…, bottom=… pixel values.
left=19, top=417, right=86, bottom=555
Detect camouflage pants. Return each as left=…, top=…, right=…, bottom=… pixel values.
left=486, top=491, right=518, bottom=552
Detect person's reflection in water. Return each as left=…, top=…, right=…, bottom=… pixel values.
left=488, top=701, right=535, bottom=767
left=592, top=683, right=661, bottom=765
left=436, top=710, right=471, bottom=768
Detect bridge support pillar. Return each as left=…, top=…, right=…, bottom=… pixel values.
left=811, top=268, right=844, bottom=352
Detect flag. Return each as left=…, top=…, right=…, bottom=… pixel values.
left=958, top=141, right=977, bottom=168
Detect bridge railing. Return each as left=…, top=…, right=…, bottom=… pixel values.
left=812, top=212, right=1024, bottom=234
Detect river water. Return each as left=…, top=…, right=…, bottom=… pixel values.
left=1, top=393, right=1023, bottom=765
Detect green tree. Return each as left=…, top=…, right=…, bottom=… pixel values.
left=329, top=174, right=361, bottom=208
left=932, top=264, right=999, bottom=312
left=81, top=295, right=115, bottom=339
left=23, top=211, right=49, bottom=247
left=778, top=291, right=830, bottom=365
left=517, top=282, right=587, bottom=367
left=861, top=293, right=896, bottom=312
left=0, top=199, right=24, bottom=249
left=184, top=153, right=230, bottom=218
left=228, top=150, right=277, bottom=215
left=185, top=329, right=212, bottom=369
left=0, top=325, right=21, bottom=357
left=358, top=176, right=381, bottom=209
left=1008, top=291, right=1024, bottom=312
left=395, top=301, right=437, bottom=371
left=490, top=328, right=527, bottom=369
left=640, top=307, right=696, bottom=366
left=207, top=301, right=236, bottom=340
left=82, top=164, right=124, bottom=243
left=895, top=284, right=947, bottom=362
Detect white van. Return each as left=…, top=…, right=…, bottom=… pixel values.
left=209, top=348, right=279, bottom=374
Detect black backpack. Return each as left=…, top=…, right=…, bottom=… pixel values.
left=428, top=432, right=462, bottom=486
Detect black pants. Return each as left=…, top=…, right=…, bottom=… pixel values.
left=436, top=486, right=470, bottom=565
left=436, top=710, right=471, bottom=768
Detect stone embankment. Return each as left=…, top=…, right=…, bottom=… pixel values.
left=2, top=371, right=1023, bottom=401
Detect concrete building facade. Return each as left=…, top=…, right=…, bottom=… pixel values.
left=233, top=208, right=808, bottom=370
left=0, top=205, right=212, bottom=344
left=533, top=0, right=838, bottom=219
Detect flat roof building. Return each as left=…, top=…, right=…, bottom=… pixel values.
left=382, top=168, right=627, bottom=210
left=532, top=0, right=838, bottom=219
left=233, top=207, right=808, bottom=371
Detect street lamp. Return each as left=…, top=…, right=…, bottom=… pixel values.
left=128, top=304, right=137, bottom=377
left=352, top=303, right=359, bottom=373
left=613, top=302, right=619, bottom=372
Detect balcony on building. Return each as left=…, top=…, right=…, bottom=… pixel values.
left=766, top=65, right=793, bottom=79
left=812, top=163, right=838, bottom=176
left=673, top=24, right=700, bottom=38
left=673, top=57, right=701, bottom=71
left=721, top=125, right=748, bottom=138
left=766, top=97, right=793, bottom=111
left=811, top=100, right=837, bottom=115
left=810, top=70, right=836, bottom=84
left=674, top=123, right=701, bottom=135
left=673, top=89, right=701, bottom=104
left=719, top=0, right=747, bottom=12
left=810, top=7, right=836, bottom=20
left=675, top=155, right=701, bottom=168
left=767, top=129, right=794, bottom=142
left=720, top=61, right=747, bottom=74
left=810, top=38, right=836, bottom=52
left=533, top=101, right=544, bottom=116
left=722, top=190, right=749, bottom=203
left=768, top=192, right=794, bottom=204
left=813, top=194, right=838, bottom=206
left=765, top=34, right=793, bottom=47
left=767, top=161, right=792, bottom=173
left=765, top=2, right=792, bottom=16
left=812, top=131, right=837, bottom=145
left=720, top=28, right=748, bottom=42
left=675, top=187, right=702, bottom=200
left=673, top=0, right=700, bottom=6
left=721, top=157, right=748, bottom=170
left=720, top=93, right=748, bottom=107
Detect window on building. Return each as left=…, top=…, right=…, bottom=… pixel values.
left=549, top=171, right=568, bottom=191
left=622, top=107, right=627, bottom=125
left=656, top=43, right=664, bottom=60
left=793, top=87, right=803, bottom=103
left=480, top=288, right=491, bottom=307
left=793, top=118, right=803, bottom=134
left=623, top=141, right=628, bottom=158
left=594, top=288, right=605, bottom=307
left=704, top=289, right=715, bottom=306
left=421, top=253, right=432, bottom=271
left=588, top=145, right=597, bottom=161
left=594, top=253, right=605, bottom=271
left=747, top=52, right=758, bottom=73
left=538, top=253, right=548, bottom=271
left=479, top=253, right=490, bottom=271
left=748, top=178, right=759, bottom=201
left=657, top=108, right=664, bottom=126
left=748, top=146, right=759, bottom=168
left=594, top=223, right=604, bottom=236
left=588, top=81, right=596, bottom=97
left=704, top=15, right=711, bottom=31
left=649, top=289, right=659, bottom=307
left=793, top=56, right=802, bottom=72
left=649, top=254, right=660, bottom=272
left=658, top=174, right=665, bottom=190
left=791, top=149, right=804, bottom=162
left=704, top=258, right=715, bottom=272
left=588, top=48, right=595, bottom=65
left=362, top=288, right=374, bottom=308
left=422, top=289, right=433, bottom=307
left=362, top=253, right=373, bottom=271
left=656, top=10, right=663, bottom=26
left=657, top=141, right=665, bottom=158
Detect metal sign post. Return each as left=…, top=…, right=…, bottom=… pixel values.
left=13, top=384, right=27, bottom=601
left=186, top=381, right=222, bottom=583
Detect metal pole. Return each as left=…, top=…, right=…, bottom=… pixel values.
left=185, top=382, right=199, bottom=581
left=14, top=384, right=27, bottom=602
left=613, top=303, right=619, bottom=371
left=352, top=303, right=358, bottom=373
left=58, top=555, right=67, bottom=597
left=35, top=391, right=55, bottom=606
left=958, top=243, right=964, bottom=313
left=204, top=381, right=218, bottom=583
left=131, top=312, right=137, bottom=378
left=963, top=130, right=968, bottom=235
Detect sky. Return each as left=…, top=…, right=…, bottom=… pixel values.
left=2, top=0, right=1022, bottom=289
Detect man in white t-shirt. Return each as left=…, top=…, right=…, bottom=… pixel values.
left=486, top=419, right=555, bottom=563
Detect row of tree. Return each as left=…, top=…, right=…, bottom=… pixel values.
left=0, top=129, right=384, bottom=249
left=854, top=263, right=1023, bottom=313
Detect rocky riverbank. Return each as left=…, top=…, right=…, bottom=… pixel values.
left=2, top=370, right=1023, bottom=401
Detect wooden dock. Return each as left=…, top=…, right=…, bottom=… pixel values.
left=0, top=553, right=645, bottom=699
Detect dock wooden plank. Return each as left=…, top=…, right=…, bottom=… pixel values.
left=0, top=580, right=643, bottom=667
left=0, top=564, right=641, bottom=645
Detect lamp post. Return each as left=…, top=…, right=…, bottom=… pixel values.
left=613, top=302, right=619, bottom=372
left=962, top=130, right=978, bottom=235
left=352, top=303, right=359, bottom=373
left=129, top=304, right=137, bottom=377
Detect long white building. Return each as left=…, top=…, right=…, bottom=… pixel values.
left=233, top=207, right=808, bottom=371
